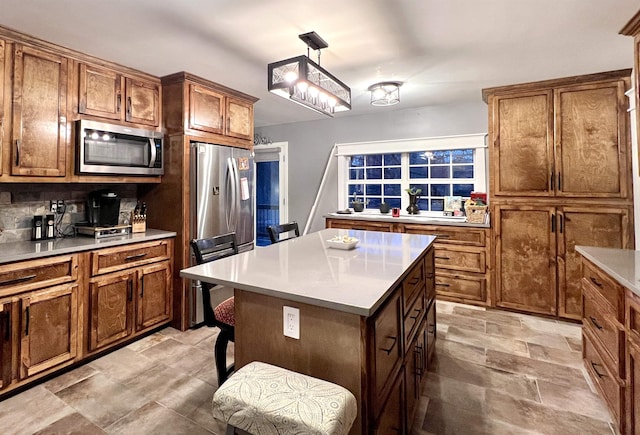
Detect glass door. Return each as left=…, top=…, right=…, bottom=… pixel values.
left=254, top=143, right=288, bottom=246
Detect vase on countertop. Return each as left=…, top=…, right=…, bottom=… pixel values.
left=407, top=194, right=420, bottom=215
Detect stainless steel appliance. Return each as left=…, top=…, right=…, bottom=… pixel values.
left=189, top=142, right=255, bottom=326
left=75, top=190, right=132, bottom=239
left=76, top=119, right=164, bottom=176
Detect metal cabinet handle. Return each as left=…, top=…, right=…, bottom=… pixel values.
left=410, top=308, right=421, bottom=320
left=558, top=171, right=562, bottom=191
left=550, top=172, right=555, bottom=190
left=24, top=306, right=29, bottom=336
left=589, top=277, right=603, bottom=288
left=116, top=94, right=122, bottom=113
left=408, top=277, right=420, bottom=285
left=435, top=256, right=450, bottom=260
left=436, top=283, right=450, bottom=287
left=589, top=316, right=603, bottom=330
left=551, top=214, right=556, bottom=233
left=428, top=323, right=436, bottom=334
left=0, top=274, right=37, bottom=287
left=126, top=96, right=132, bottom=119
left=140, top=276, right=144, bottom=298
left=15, top=139, right=20, bottom=166
left=380, top=336, right=397, bottom=355
left=559, top=214, right=564, bottom=233
left=125, top=253, right=147, bottom=261
left=128, top=280, right=133, bottom=301
left=591, top=361, right=606, bottom=378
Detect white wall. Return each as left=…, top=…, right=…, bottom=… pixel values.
left=255, top=102, right=488, bottom=231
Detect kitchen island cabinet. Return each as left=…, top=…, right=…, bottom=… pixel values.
left=181, top=229, right=436, bottom=435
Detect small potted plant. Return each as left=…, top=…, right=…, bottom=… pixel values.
left=405, top=188, right=422, bottom=214
left=350, top=196, right=367, bottom=212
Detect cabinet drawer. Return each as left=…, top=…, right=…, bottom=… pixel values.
left=583, top=329, right=624, bottom=428
left=90, top=240, right=171, bottom=276
left=0, top=255, right=78, bottom=297
left=401, top=224, right=486, bottom=246
left=435, top=271, right=487, bottom=303
left=582, top=261, right=624, bottom=321
left=372, top=291, right=401, bottom=413
left=628, top=290, right=640, bottom=345
left=435, top=247, right=485, bottom=273
left=402, top=260, right=425, bottom=310
left=404, top=291, right=425, bottom=349
left=583, top=285, right=624, bottom=375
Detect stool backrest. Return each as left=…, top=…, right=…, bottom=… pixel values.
left=267, top=221, right=300, bottom=244
left=190, top=232, right=238, bottom=326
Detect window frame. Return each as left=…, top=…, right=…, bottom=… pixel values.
left=336, top=134, right=487, bottom=213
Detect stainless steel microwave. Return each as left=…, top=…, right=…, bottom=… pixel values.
left=76, top=120, right=164, bottom=176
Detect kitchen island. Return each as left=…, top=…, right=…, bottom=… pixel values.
left=180, top=228, right=436, bottom=435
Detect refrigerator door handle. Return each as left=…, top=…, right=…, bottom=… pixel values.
left=224, top=157, right=234, bottom=231
left=230, top=157, right=241, bottom=231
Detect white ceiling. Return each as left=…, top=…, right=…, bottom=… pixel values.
left=1, top=1, right=638, bottom=128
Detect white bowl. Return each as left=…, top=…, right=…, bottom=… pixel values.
left=326, top=237, right=359, bottom=250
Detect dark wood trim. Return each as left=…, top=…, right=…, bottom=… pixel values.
left=161, top=71, right=258, bottom=103
left=620, top=10, right=640, bottom=36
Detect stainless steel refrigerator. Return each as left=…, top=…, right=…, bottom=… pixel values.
left=189, top=142, right=255, bottom=326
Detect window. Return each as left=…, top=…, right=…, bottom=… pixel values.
left=337, top=135, right=486, bottom=213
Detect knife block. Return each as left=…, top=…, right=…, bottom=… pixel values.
left=131, top=211, right=146, bottom=233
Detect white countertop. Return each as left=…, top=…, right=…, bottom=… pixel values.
left=0, top=229, right=177, bottom=265
left=576, top=246, right=640, bottom=297
left=325, top=211, right=490, bottom=228
left=180, top=228, right=436, bottom=317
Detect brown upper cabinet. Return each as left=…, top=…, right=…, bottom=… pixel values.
left=78, top=62, right=160, bottom=127
left=484, top=70, right=631, bottom=199
left=162, top=72, right=258, bottom=148
left=11, top=44, right=68, bottom=177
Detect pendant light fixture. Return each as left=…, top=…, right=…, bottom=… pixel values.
left=268, top=31, right=351, bottom=117
left=368, top=81, right=402, bottom=106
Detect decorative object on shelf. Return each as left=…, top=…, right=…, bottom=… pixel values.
left=268, top=31, right=351, bottom=117
left=444, top=196, right=463, bottom=216
left=405, top=187, right=422, bottom=214
left=379, top=202, right=390, bottom=214
left=254, top=134, right=272, bottom=146
left=368, top=81, right=402, bottom=106
left=392, top=207, right=400, bottom=217
left=464, top=198, right=488, bottom=224
left=350, top=196, right=367, bottom=212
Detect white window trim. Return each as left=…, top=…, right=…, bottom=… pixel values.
left=337, top=134, right=487, bottom=209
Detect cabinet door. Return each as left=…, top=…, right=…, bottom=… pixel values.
left=0, top=299, right=13, bottom=390
left=375, top=372, right=404, bottom=435
left=136, top=261, right=171, bottom=331
left=189, top=84, right=224, bottom=134
left=494, top=206, right=557, bottom=315
left=78, top=63, right=123, bottom=120
left=125, top=77, right=160, bottom=127
left=405, top=324, right=426, bottom=429
left=12, top=44, right=68, bottom=177
left=226, top=97, right=253, bottom=140
left=489, top=90, right=554, bottom=196
left=558, top=207, right=630, bottom=320
left=628, top=339, right=640, bottom=435
left=19, top=283, right=78, bottom=379
left=88, top=272, right=134, bottom=352
left=0, top=39, right=5, bottom=177
left=555, top=81, right=629, bottom=198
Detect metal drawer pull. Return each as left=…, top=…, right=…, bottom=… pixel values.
left=437, top=283, right=450, bottom=287
left=380, top=336, right=397, bottom=354
left=24, top=306, right=30, bottom=336
left=125, top=253, right=147, bottom=261
left=0, top=274, right=37, bottom=286
left=408, top=277, right=420, bottom=285
left=410, top=308, right=421, bottom=320
left=435, top=256, right=450, bottom=260
left=589, top=277, right=603, bottom=288
left=590, top=361, right=606, bottom=379
left=428, top=323, right=436, bottom=334
left=589, top=316, right=603, bottom=330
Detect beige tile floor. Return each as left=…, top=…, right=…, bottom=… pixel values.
left=0, top=300, right=615, bottom=435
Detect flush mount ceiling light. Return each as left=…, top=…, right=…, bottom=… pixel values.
left=268, top=31, right=351, bottom=117
left=368, top=81, right=402, bottom=106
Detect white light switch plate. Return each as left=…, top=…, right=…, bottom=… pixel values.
left=283, top=306, right=300, bottom=339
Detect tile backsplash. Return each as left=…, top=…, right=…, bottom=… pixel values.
left=0, top=184, right=139, bottom=243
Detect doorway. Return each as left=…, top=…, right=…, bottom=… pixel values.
left=254, top=142, right=288, bottom=246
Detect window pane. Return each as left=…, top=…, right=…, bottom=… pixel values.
left=384, top=184, right=401, bottom=196
left=366, top=155, right=382, bottom=166
left=452, top=149, right=474, bottom=163
left=410, top=184, right=428, bottom=196
left=453, top=184, right=474, bottom=197
left=387, top=198, right=401, bottom=208
left=366, top=168, right=382, bottom=179
left=409, top=152, right=431, bottom=164
left=384, top=153, right=401, bottom=165
left=431, top=166, right=450, bottom=178
left=350, top=155, right=364, bottom=167
left=452, top=165, right=473, bottom=178
left=431, top=199, right=444, bottom=211
left=366, top=184, right=381, bottom=195
left=348, top=184, right=364, bottom=195
left=431, top=184, right=450, bottom=196
left=368, top=198, right=381, bottom=208
left=417, top=198, right=429, bottom=210
left=384, top=167, right=401, bottom=179
left=409, top=167, right=428, bottom=179
left=431, top=151, right=450, bottom=164
left=349, top=169, right=364, bottom=180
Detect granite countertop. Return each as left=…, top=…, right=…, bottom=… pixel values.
left=0, top=229, right=177, bottom=265
left=181, top=228, right=436, bottom=317
left=325, top=211, right=490, bottom=228
left=575, top=246, right=640, bottom=297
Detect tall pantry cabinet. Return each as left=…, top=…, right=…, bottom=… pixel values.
left=483, top=70, right=634, bottom=320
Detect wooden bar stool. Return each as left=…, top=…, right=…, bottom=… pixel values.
left=212, top=361, right=357, bottom=435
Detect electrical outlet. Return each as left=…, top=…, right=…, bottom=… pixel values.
left=283, top=306, right=300, bottom=339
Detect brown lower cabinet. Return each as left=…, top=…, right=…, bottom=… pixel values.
left=0, top=237, right=173, bottom=398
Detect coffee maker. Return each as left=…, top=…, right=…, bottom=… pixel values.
left=86, top=189, right=120, bottom=227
